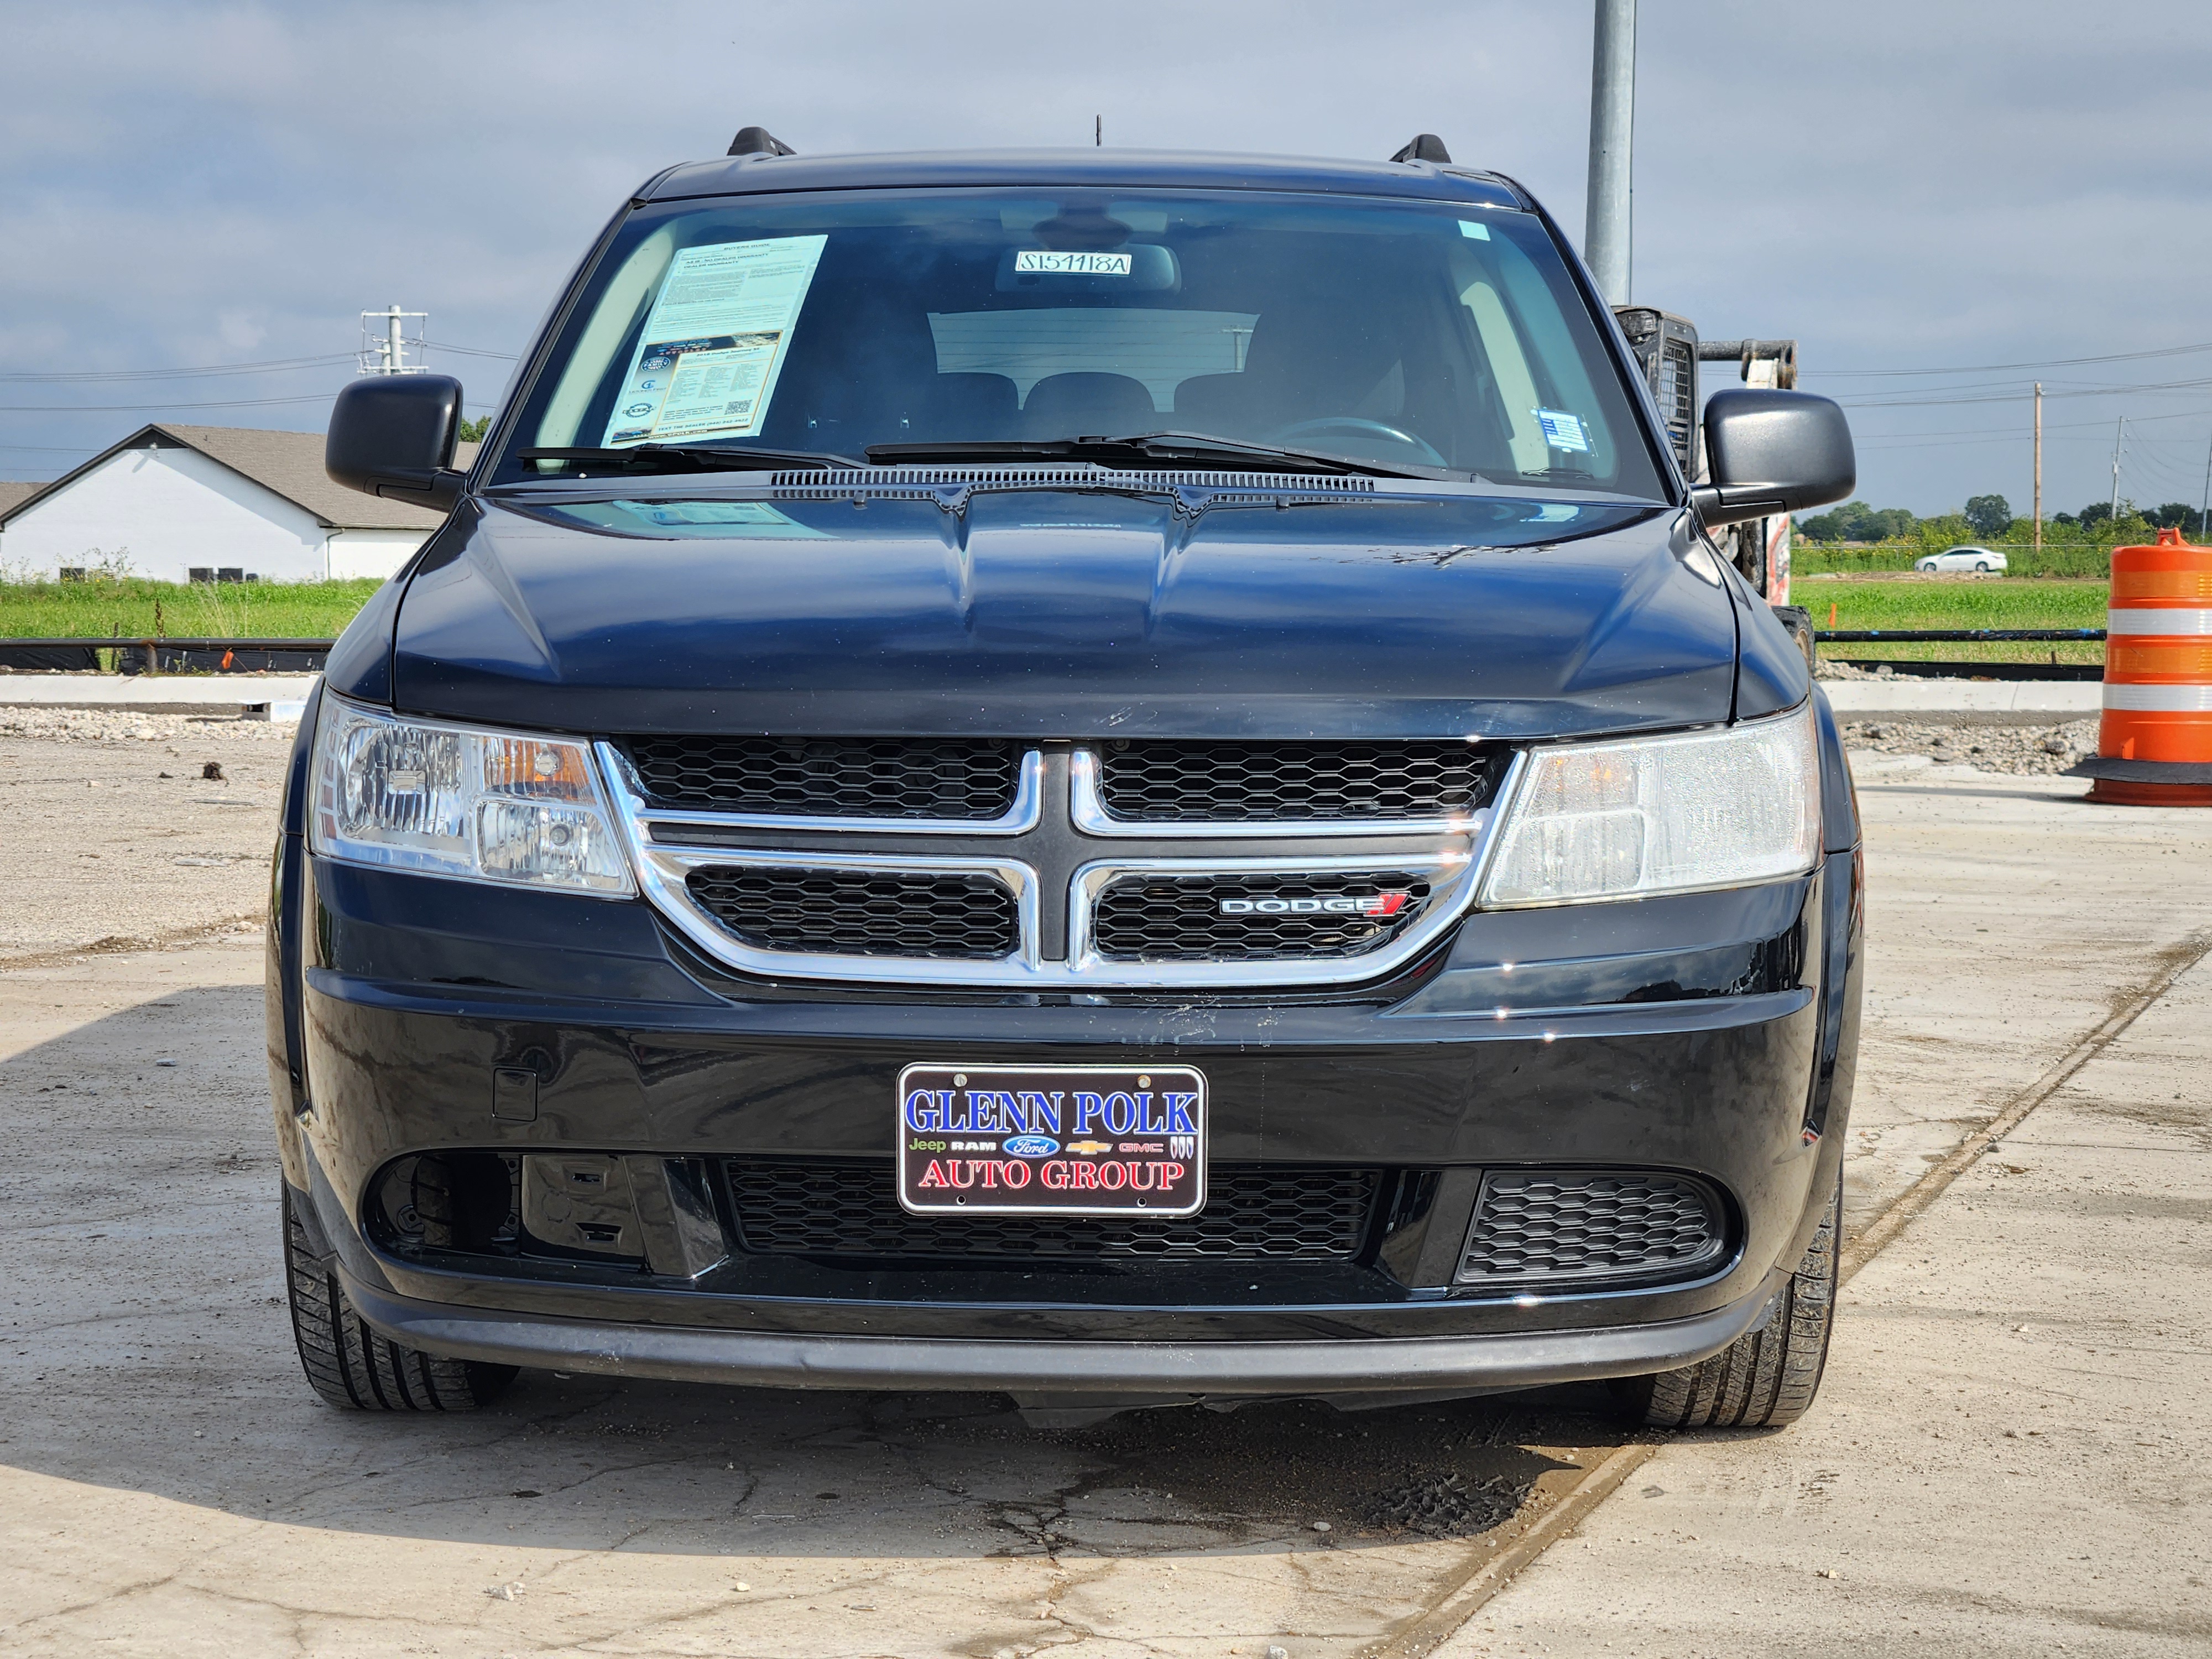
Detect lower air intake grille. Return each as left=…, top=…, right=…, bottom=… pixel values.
left=725, top=1161, right=1381, bottom=1260
left=685, top=867, right=1019, bottom=959
left=1457, top=1170, right=1728, bottom=1291
left=1091, top=871, right=1430, bottom=962
left=1097, top=741, right=1496, bottom=821
left=621, top=736, right=1019, bottom=819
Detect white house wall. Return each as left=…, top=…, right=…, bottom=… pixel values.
left=3, top=445, right=330, bottom=583
left=326, top=527, right=428, bottom=581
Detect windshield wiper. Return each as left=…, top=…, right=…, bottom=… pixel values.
left=863, top=431, right=1436, bottom=481
left=514, top=444, right=862, bottom=474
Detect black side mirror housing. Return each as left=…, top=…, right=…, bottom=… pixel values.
left=326, top=375, right=466, bottom=512
left=1691, top=388, right=1855, bottom=528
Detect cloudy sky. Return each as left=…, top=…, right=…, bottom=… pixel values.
left=4, top=0, right=2209, bottom=518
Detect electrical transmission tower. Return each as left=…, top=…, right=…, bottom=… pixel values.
left=358, top=304, right=428, bottom=374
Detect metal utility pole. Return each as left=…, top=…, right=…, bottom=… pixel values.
left=2109, top=415, right=2126, bottom=524
left=2198, top=424, right=2212, bottom=540
left=358, top=304, right=427, bottom=374
left=2033, top=383, right=2042, bottom=553
left=1584, top=0, right=1636, bottom=304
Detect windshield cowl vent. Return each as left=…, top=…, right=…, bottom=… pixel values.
left=768, top=465, right=1377, bottom=497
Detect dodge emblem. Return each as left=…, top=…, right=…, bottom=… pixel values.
left=1219, top=891, right=1412, bottom=917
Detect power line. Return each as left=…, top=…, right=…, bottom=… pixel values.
left=421, top=340, right=519, bottom=361
left=1849, top=409, right=2212, bottom=442
left=1806, top=338, right=2212, bottom=378
left=0, top=394, right=340, bottom=412
left=1835, top=377, right=2212, bottom=410
left=0, top=353, right=355, bottom=383
left=0, top=341, right=518, bottom=383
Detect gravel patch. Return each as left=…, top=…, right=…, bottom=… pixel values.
left=1842, top=717, right=2097, bottom=776
left=1369, top=1472, right=1525, bottom=1537
left=0, top=707, right=300, bottom=744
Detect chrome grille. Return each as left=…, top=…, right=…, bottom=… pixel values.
left=1457, top=1170, right=1728, bottom=1290
left=621, top=736, right=1019, bottom=819
left=1091, top=870, right=1431, bottom=962
left=1096, top=741, right=1495, bottom=822
left=605, top=738, right=1520, bottom=989
left=726, top=1160, right=1381, bottom=1260
left=684, top=867, right=1020, bottom=959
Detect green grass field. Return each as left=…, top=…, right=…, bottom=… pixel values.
left=1793, top=545, right=2117, bottom=579
left=1798, top=577, right=2109, bottom=664
left=0, top=573, right=2115, bottom=667
left=0, top=577, right=384, bottom=641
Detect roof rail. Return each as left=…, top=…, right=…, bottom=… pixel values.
left=728, top=126, right=796, bottom=158
left=1390, top=134, right=1451, bottom=164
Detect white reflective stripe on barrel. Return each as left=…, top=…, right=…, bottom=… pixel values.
left=2106, top=608, right=2212, bottom=635
left=2103, top=682, right=2212, bottom=711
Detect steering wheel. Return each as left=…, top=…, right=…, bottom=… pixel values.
left=1272, top=416, right=1447, bottom=468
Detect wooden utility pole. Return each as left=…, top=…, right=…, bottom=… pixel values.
left=2033, top=382, right=2043, bottom=552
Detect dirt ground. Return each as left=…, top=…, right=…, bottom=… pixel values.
left=2, top=720, right=2209, bottom=1657
left=0, top=708, right=294, bottom=964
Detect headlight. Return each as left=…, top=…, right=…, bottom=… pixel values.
left=309, top=696, right=635, bottom=896
left=1479, top=705, right=1820, bottom=907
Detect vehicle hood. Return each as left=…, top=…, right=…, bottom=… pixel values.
left=378, top=488, right=1742, bottom=740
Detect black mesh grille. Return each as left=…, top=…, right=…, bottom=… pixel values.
left=1091, top=871, right=1430, bottom=962
left=623, top=737, right=1020, bottom=819
left=685, top=867, right=1019, bottom=959
left=1457, top=1171, right=1727, bottom=1290
left=1097, top=741, right=1495, bottom=822
left=726, top=1161, right=1380, bottom=1260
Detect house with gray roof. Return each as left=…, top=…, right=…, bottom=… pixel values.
left=0, top=423, right=476, bottom=583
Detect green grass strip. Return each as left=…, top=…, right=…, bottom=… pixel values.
left=0, top=576, right=384, bottom=640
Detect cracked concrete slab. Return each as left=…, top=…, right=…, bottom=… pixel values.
left=1444, top=939, right=2212, bottom=1658
left=2, top=759, right=2209, bottom=1656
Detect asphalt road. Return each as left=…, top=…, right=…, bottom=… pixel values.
left=2, top=734, right=2208, bottom=1657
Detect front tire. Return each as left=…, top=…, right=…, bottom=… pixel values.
left=1612, top=1171, right=1839, bottom=1430
left=283, top=1182, right=518, bottom=1412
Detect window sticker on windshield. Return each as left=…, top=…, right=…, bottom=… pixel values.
left=1013, top=250, right=1133, bottom=276
left=602, top=235, right=828, bottom=448
left=1458, top=220, right=1492, bottom=241
left=1534, top=408, right=1590, bottom=452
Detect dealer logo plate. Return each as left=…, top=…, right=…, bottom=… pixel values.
left=895, top=1063, right=1208, bottom=1218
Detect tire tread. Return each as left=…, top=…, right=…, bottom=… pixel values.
left=282, top=1183, right=515, bottom=1412
left=1614, top=1172, right=1840, bottom=1431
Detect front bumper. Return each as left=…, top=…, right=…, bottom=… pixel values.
left=341, top=1262, right=1788, bottom=1396
left=271, top=839, right=1861, bottom=1393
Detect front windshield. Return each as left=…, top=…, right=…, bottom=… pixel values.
left=491, top=187, right=1665, bottom=495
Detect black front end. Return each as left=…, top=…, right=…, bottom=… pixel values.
left=269, top=688, right=1863, bottom=1402
left=269, top=146, right=1863, bottom=1407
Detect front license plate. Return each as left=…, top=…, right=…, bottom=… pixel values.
left=896, top=1063, right=1207, bottom=1218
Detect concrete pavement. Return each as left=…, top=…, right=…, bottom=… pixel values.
left=1448, top=945, right=2212, bottom=1658
left=0, top=673, right=317, bottom=711
left=1820, top=680, right=2101, bottom=715
left=1, top=753, right=2209, bottom=1657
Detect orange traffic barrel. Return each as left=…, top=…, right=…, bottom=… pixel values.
left=2080, top=527, right=2212, bottom=806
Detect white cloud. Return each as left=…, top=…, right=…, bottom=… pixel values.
left=2, top=0, right=2208, bottom=510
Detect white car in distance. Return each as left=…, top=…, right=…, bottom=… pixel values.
left=1914, top=545, right=2008, bottom=573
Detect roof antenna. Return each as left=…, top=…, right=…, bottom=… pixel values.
left=1095, top=114, right=1101, bottom=147
left=1389, top=133, right=1452, bottom=164
left=727, top=126, right=796, bottom=157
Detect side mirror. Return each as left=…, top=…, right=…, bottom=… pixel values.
left=326, top=375, right=466, bottom=512
left=1691, top=388, right=1854, bottom=528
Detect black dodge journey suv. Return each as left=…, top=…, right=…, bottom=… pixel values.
left=271, top=129, right=1863, bottom=1433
